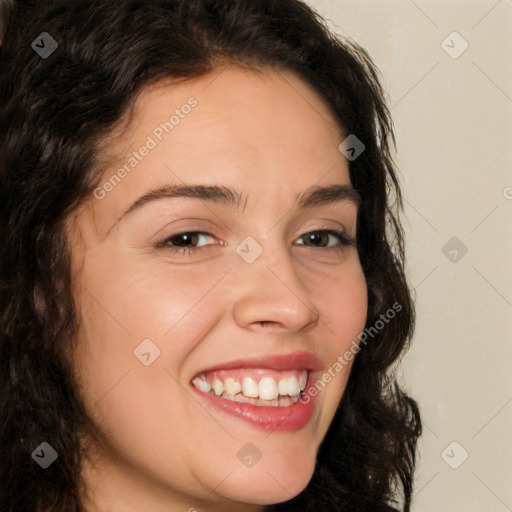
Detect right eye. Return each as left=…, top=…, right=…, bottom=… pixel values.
left=156, top=231, right=219, bottom=255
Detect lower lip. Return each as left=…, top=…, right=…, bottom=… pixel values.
left=191, top=379, right=317, bottom=431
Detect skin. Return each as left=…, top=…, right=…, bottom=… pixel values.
left=67, top=65, right=368, bottom=512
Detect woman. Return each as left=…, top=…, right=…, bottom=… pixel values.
left=0, top=1, right=421, bottom=511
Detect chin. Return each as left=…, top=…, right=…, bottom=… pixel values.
left=216, top=454, right=316, bottom=506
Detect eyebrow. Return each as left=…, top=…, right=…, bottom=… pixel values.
left=109, top=182, right=361, bottom=232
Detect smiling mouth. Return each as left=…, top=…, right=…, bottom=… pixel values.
left=191, top=368, right=308, bottom=407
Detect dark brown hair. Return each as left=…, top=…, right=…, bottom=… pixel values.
left=0, top=1, right=421, bottom=511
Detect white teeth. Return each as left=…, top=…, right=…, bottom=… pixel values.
left=224, top=377, right=241, bottom=396
left=278, top=378, right=288, bottom=396
left=192, top=376, right=211, bottom=393
left=212, top=378, right=224, bottom=396
left=299, top=370, right=307, bottom=391
left=278, top=376, right=300, bottom=396
left=258, top=377, right=279, bottom=400
left=192, top=370, right=309, bottom=403
left=242, top=376, right=259, bottom=398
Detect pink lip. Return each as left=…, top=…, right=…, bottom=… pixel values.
left=193, top=352, right=323, bottom=375
left=190, top=352, right=323, bottom=431
left=191, top=379, right=318, bottom=431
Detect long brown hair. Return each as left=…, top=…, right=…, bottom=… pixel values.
left=0, top=1, right=421, bottom=510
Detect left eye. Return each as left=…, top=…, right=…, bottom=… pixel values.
left=296, top=230, right=353, bottom=249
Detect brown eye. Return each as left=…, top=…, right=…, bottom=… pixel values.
left=297, top=229, right=355, bottom=249
left=302, top=231, right=330, bottom=247
left=156, top=231, right=217, bottom=255
left=166, top=232, right=201, bottom=247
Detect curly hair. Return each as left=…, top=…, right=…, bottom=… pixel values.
left=0, top=1, right=421, bottom=511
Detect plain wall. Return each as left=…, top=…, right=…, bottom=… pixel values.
left=306, top=1, right=512, bottom=510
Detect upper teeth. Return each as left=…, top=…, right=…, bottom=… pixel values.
left=192, top=370, right=308, bottom=401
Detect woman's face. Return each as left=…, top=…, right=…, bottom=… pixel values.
left=68, top=65, right=367, bottom=511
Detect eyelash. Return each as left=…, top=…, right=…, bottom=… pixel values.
left=156, top=229, right=356, bottom=256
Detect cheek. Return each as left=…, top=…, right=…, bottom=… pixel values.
left=76, top=246, right=227, bottom=338
left=71, top=252, right=232, bottom=419
left=311, top=257, right=368, bottom=343
left=306, top=258, right=367, bottom=407
left=72, top=258, right=225, bottom=492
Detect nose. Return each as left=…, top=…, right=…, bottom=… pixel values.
left=231, top=242, right=320, bottom=334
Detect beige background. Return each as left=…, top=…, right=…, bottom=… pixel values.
left=306, top=1, right=512, bottom=510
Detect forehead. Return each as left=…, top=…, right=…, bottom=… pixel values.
left=77, top=65, right=351, bottom=237
left=102, top=64, right=344, bottom=167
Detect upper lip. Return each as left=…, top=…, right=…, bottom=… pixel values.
left=192, top=352, right=323, bottom=377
